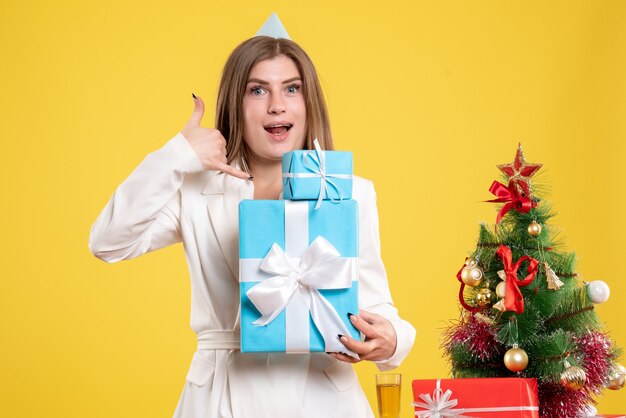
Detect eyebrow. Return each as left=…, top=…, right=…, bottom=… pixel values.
left=247, top=77, right=302, bottom=85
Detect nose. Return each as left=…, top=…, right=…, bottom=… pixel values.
left=268, top=93, right=286, bottom=115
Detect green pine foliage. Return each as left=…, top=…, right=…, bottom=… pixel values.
left=524, top=329, right=578, bottom=382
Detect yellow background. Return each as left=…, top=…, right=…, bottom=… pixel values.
left=1, top=1, right=624, bottom=416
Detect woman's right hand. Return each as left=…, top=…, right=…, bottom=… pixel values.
left=181, top=94, right=250, bottom=179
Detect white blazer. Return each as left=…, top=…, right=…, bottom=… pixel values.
left=89, top=133, right=416, bottom=418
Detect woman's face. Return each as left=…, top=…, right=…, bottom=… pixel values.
left=242, top=55, right=307, bottom=165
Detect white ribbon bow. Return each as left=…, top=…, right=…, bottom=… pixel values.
left=412, top=380, right=467, bottom=418
left=246, top=236, right=358, bottom=357
left=282, top=138, right=352, bottom=209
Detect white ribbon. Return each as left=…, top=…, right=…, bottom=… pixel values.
left=246, top=236, right=358, bottom=358
left=282, top=138, right=352, bottom=209
left=413, top=380, right=465, bottom=418
left=412, top=380, right=540, bottom=417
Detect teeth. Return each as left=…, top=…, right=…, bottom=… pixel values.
left=264, top=124, right=292, bottom=137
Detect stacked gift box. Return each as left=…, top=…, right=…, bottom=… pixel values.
left=239, top=140, right=359, bottom=356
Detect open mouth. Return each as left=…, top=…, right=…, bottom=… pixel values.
left=264, top=123, right=293, bottom=136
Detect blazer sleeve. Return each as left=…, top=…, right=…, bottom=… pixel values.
left=357, top=179, right=416, bottom=370
left=88, top=133, right=204, bottom=263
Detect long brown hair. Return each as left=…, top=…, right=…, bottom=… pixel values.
left=215, top=36, right=333, bottom=172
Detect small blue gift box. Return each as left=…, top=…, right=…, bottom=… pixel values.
left=239, top=199, right=360, bottom=355
left=282, top=141, right=353, bottom=206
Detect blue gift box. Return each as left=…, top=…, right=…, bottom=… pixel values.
left=282, top=145, right=353, bottom=203
left=239, top=199, right=360, bottom=355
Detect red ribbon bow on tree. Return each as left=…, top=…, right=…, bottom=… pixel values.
left=487, top=180, right=536, bottom=225
left=496, top=244, right=539, bottom=314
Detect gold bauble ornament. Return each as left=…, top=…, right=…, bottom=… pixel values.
left=475, top=288, right=494, bottom=306
left=560, top=361, right=587, bottom=390
left=504, top=346, right=528, bottom=372
left=606, top=363, right=626, bottom=390
left=496, top=282, right=507, bottom=299
left=461, top=259, right=484, bottom=287
left=528, top=220, right=542, bottom=237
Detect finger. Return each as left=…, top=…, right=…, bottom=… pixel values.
left=349, top=313, right=379, bottom=339
left=328, top=352, right=361, bottom=364
left=358, top=309, right=383, bottom=325
left=338, top=333, right=376, bottom=355
left=215, top=161, right=251, bottom=180
left=187, top=93, right=205, bottom=128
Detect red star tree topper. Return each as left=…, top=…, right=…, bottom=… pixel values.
left=497, top=143, right=542, bottom=197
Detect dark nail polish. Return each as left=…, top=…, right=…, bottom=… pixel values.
left=248, top=176, right=254, bottom=181
left=192, top=93, right=197, bottom=100
left=337, top=334, right=344, bottom=340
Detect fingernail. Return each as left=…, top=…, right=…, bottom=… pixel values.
left=337, top=334, right=343, bottom=340
left=348, top=313, right=356, bottom=322
left=248, top=176, right=254, bottom=181
left=192, top=93, right=197, bottom=100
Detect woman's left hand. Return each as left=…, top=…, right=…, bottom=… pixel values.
left=330, top=309, right=397, bottom=364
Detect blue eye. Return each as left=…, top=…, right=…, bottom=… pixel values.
left=286, top=84, right=300, bottom=94
left=250, top=86, right=266, bottom=95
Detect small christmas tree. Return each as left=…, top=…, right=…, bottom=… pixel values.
left=442, top=145, right=625, bottom=418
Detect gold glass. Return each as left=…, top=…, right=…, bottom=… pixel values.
left=376, top=373, right=401, bottom=418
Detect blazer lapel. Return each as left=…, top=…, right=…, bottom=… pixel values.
left=203, top=171, right=254, bottom=281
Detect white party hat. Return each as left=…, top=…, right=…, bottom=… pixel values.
left=255, top=13, right=291, bottom=39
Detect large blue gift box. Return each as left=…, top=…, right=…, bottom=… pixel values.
left=282, top=145, right=353, bottom=204
left=239, top=199, right=360, bottom=355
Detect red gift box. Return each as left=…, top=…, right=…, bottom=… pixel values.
left=412, top=378, right=539, bottom=417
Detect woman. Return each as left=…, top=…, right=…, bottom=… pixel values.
left=89, top=35, right=415, bottom=418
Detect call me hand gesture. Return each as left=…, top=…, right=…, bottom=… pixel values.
left=182, top=94, right=250, bottom=180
